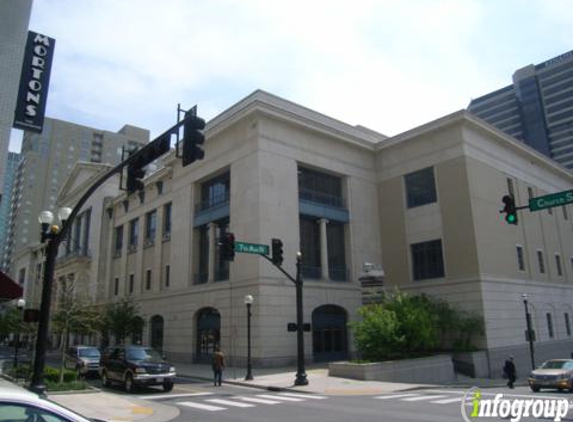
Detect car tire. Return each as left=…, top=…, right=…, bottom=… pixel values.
left=125, top=373, right=136, bottom=393
left=531, top=386, right=540, bottom=392
left=101, top=370, right=111, bottom=387
left=163, top=380, right=174, bottom=392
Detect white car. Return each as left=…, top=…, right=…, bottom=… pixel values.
left=0, top=381, right=106, bottom=422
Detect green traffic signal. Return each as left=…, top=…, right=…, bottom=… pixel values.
left=501, top=195, right=518, bottom=225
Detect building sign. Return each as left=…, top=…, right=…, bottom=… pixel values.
left=13, top=31, right=56, bottom=133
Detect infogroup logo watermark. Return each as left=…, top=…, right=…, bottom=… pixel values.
left=461, top=387, right=570, bottom=422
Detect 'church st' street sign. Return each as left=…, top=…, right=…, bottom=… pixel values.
left=529, top=190, right=573, bottom=212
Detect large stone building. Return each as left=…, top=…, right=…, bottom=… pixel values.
left=32, top=90, right=573, bottom=375
left=6, top=118, right=149, bottom=277
left=468, top=50, right=573, bottom=170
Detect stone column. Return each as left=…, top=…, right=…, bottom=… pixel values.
left=208, top=222, right=217, bottom=283
left=318, top=218, right=329, bottom=280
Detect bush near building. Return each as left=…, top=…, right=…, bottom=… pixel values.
left=350, top=290, right=484, bottom=361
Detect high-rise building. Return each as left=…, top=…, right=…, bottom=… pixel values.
left=468, top=50, right=573, bottom=170
left=4, top=118, right=149, bottom=272
left=0, top=0, right=33, bottom=201
left=0, top=152, right=21, bottom=268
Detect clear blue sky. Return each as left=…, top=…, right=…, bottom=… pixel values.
left=11, top=0, right=572, bottom=150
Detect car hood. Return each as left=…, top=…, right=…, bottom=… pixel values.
left=530, top=369, right=569, bottom=377
left=130, top=360, right=173, bottom=370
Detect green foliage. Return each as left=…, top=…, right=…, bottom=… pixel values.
left=44, top=365, right=77, bottom=383
left=0, top=307, right=26, bottom=337
left=350, top=290, right=485, bottom=361
left=101, top=297, right=144, bottom=344
left=45, top=379, right=89, bottom=391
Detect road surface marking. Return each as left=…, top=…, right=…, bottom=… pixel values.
left=374, top=393, right=420, bottom=400
left=237, top=396, right=282, bottom=404
left=257, top=394, right=304, bottom=402
left=178, top=401, right=225, bottom=411
left=206, top=399, right=255, bottom=408
left=402, top=395, right=448, bottom=402
left=140, top=392, right=213, bottom=400
left=431, top=397, right=463, bottom=404
left=279, top=392, right=327, bottom=400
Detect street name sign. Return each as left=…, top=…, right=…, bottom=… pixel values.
left=529, top=190, right=573, bottom=212
left=235, top=242, right=269, bottom=255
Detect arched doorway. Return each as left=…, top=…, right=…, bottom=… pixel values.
left=150, top=315, right=164, bottom=351
left=312, top=305, right=348, bottom=362
left=196, top=307, right=220, bottom=363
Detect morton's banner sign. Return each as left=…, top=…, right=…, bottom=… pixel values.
left=13, top=31, right=56, bottom=133
left=529, top=190, right=573, bottom=212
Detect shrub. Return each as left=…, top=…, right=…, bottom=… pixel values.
left=43, top=365, right=77, bottom=383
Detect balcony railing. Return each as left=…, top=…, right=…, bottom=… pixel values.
left=302, top=265, right=322, bottom=280
left=299, top=188, right=344, bottom=209
left=195, top=192, right=230, bottom=214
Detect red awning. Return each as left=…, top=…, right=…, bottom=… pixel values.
left=0, top=271, right=23, bottom=301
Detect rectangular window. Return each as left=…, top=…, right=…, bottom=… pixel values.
left=298, top=167, right=343, bottom=208
left=114, top=277, right=119, bottom=296
left=114, top=225, right=123, bottom=253
left=405, top=167, right=437, bottom=208
left=566, top=313, right=571, bottom=337
left=563, top=206, right=569, bottom=221
left=145, top=210, right=157, bottom=243
left=300, top=217, right=321, bottom=279
left=129, top=274, right=134, bottom=294
left=556, top=254, right=563, bottom=276
left=547, top=313, right=554, bottom=338
left=411, top=239, right=445, bottom=281
left=129, top=218, right=139, bottom=249
left=165, top=265, right=170, bottom=287
left=327, top=222, right=347, bottom=281
left=537, top=250, right=545, bottom=274
left=163, top=202, right=172, bottom=237
left=527, top=187, right=534, bottom=200
left=516, top=246, right=525, bottom=271
left=18, top=268, right=25, bottom=286
left=145, top=270, right=151, bottom=290
left=507, top=178, right=515, bottom=197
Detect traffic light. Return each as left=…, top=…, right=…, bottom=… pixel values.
left=220, top=232, right=235, bottom=261
left=271, top=238, right=284, bottom=266
left=182, top=114, right=206, bottom=167
left=126, top=162, right=146, bottom=193
left=125, top=134, right=170, bottom=194
left=502, top=194, right=518, bottom=225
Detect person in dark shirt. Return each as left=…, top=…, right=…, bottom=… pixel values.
left=212, top=346, right=225, bottom=387
left=503, top=355, right=517, bottom=388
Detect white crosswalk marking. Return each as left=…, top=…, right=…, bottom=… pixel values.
left=141, top=392, right=213, bottom=400
left=431, top=397, right=463, bottom=404
left=279, top=392, right=327, bottom=400
left=178, top=401, right=225, bottom=411
left=237, top=396, right=282, bottom=404
left=257, top=394, right=304, bottom=402
left=402, top=395, right=447, bottom=402
left=374, top=393, right=420, bottom=400
left=206, top=398, right=255, bottom=408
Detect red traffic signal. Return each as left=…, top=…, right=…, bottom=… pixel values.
left=220, top=232, right=235, bottom=261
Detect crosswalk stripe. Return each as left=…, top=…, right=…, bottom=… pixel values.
left=431, top=397, right=463, bottom=404
left=257, top=394, right=304, bottom=402
left=279, top=392, right=327, bottom=400
left=402, top=395, right=447, bottom=402
left=141, top=392, right=213, bottom=400
left=178, top=401, right=225, bottom=411
left=237, top=396, right=282, bottom=404
left=206, top=399, right=255, bottom=408
left=374, top=393, right=420, bottom=400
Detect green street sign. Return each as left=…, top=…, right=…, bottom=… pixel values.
left=235, top=242, right=269, bottom=255
left=529, top=190, right=573, bottom=212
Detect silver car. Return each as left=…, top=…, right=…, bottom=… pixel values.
left=64, top=345, right=101, bottom=376
left=528, top=359, right=573, bottom=392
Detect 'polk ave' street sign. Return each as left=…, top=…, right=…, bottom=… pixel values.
left=529, top=190, right=573, bottom=212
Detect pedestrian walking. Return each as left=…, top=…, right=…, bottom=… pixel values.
left=212, top=346, right=225, bottom=387
left=503, top=355, right=517, bottom=388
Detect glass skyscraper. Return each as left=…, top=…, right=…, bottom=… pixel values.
left=468, top=50, right=573, bottom=170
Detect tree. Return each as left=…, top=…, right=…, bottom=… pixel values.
left=101, top=297, right=144, bottom=345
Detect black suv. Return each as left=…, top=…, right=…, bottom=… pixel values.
left=99, top=345, right=176, bottom=393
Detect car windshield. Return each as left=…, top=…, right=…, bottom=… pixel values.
left=541, top=360, right=568, bottom=369
left=78, top=348, right=100, bottom=358
left=126, top=347, right=163, bottom=361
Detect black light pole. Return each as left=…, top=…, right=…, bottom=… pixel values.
left=294, top=252, right=308, bottom=386
left=522, top=293, right=536, bottom=369
left=244, top=295, right=254, bottom=381
left=13, top=298, right=26, bottom=373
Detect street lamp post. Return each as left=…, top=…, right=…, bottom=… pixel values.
left=244, top=294, right=254, bottom=381
left=294, top=252, right=308, bottom=386
left=522, top=293, right=536, bottom=369
left=13, top=298, right=26, bottom=373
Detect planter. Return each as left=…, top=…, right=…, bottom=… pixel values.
left=329, top=354, right=455, bottom=384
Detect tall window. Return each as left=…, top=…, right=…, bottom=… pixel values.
left=516, top=246, right=525, bottom=271
left=563, top=206, right=569, bottom=221
left=199, top=172, right=230, bottom=211
left=556, top=254, right=563, bottom=276
left=129, top=218, right=139, bottom=250
left=114, top=225, right=123, bottom=254
left=300, top=217, right=321, bottom=279
left=114, top=277, right=119, bottom=296
left=146, top=269, right=152, bottom=290
left=327, top=222, right=347, bottom=281
left=507, top=178, right=515, bottom=197
left=405, top=167, right=437, bottom=208
left=566, top=313, right=571, bottom=337
left=298, top=167, right=343, bottom=208
left=129, top=274, right=134, bottom=294
left=163, top=202, right=172, bottom=237
left=145, top=210, right=157, bottom=244
left=537, top=250, right=545, bottom=274
left=547, top=313, right=554, bottom=338
left=411, top=239, right=445, bottom=281
left=165, top=265, right=170, bottom=288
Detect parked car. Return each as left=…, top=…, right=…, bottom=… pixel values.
left=528, top=359, right=573, bottom=392
left=0, top=381, right=106, bottom=422
left=64, top=345, right=101, bottom=377
left=99, top=345, right=176, bottom=393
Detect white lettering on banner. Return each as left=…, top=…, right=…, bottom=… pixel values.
left=25, top=35, right=52, bottom=118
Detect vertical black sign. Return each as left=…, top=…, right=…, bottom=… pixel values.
left=13, top=31, right=56, bottom=133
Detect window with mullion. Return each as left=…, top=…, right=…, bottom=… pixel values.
left=129, top=218, right=139, bottom=248
left=145, top=209, right=157, bottom=243
left=300, top=217, right=321, bottom=279
left=405, top=167, right=437, bottom=208
left=411, top=239, right=445, bottom=281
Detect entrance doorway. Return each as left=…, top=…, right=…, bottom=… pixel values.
left=312, top=305, right=348, bottom=362
left=196, top=307, right=221, bottom=362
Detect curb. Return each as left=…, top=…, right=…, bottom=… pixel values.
left=178, top=373, right=311, bottom=394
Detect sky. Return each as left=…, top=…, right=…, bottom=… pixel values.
left=10, top=0, right=573, bottom=150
